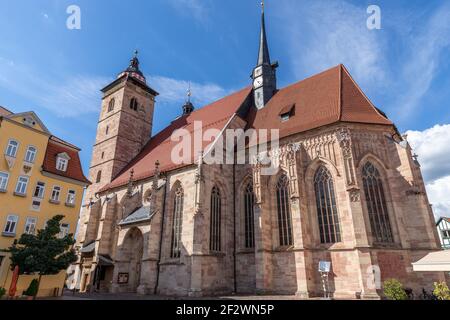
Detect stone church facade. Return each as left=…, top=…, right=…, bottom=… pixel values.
left=73, top=10, right=445, bottom=299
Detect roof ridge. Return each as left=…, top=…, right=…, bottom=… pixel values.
left=276, top=64, right=342, bottom=93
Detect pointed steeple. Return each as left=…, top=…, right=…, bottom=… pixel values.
left=252, top=0, right=278, bottom=110
left=257, top=0, right=270, bottom=66
left=182, top=82, right=195, bottom=115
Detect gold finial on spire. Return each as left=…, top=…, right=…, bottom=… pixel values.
left=134, top=49, right=139, bottom=58
left=261, top=0, right=264, bottom=13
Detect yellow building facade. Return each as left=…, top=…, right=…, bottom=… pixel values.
left=0, top=106, right=90, bottom=297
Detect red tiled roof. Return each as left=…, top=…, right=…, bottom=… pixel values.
left=43, top=137, right=90, bottom=184
left=100, top=64, right=393, bottom=193
left=100, top=86, right=252, bottom=192
left=0, top=106, right=13, bottom=117
left=246, top=64, right=392, bottom=138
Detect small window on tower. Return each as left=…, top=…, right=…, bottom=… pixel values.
left=130, top=98, right=138, bottom=111
left=108, top=98, right=115, bottom=112
left=106, top=125, right=109, bottom=135
left=96, top=171, right=102, bottom=184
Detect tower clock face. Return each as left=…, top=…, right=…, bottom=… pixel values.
left=254, top=66, right=263, bottom=78
left=253, top=76, right=263, bottom=89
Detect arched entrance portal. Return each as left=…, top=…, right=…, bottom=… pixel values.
left=121, top=227, right=144, bottom=292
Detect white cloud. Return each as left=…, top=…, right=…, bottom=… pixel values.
left=278, top=0, right=386, bottom=88
left=0, top=55, right=229, bottom=118
left=426, top=176, right=450, bottom=218
left=406, top=124, right=450, bottom=183
left=406, top=124, right=450, bottom=218
left=149, top=75, right=229, bottom=107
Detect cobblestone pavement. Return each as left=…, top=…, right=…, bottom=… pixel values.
left=50, top=290, right=322, bottom=300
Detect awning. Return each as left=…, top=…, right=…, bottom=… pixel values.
left=80, top=241, right=95, bottom=254
left=98, top=255, right=114, bottom=266
left=119, top=205, right=155, bottom=226
left=412, top=250, right=450, bottom=272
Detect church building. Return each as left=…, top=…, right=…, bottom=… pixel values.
left=73, top=6, right=445, bottom=298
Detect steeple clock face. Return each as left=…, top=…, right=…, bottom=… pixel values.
left=254, top=66, right=263, bottom=78
left=253, top=76, right=263, bottom=89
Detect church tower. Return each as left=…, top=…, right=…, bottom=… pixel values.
left=85, top=51, right=159, bottom=202
left=252, top=1, right=278, bottom=109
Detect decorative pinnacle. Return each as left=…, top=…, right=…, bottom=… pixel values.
left=261, top=0, right=264, bottom=13
left=134, top=49, right=139, bottom=58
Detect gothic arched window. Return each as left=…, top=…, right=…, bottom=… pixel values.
left=210, top=186, right=222, bottom=252
left=314, top=166, right=341, bottom=244
left=276, top=174, right=293, bottom=246
left=108, top=98, right=115, bottom=112
left=170, top=186, right=184, bottom=258
left=362, top=162, right=394, bottom=243
left=244, top=183, right=255, bottom=249
left=130, top=98, right=138, bottom=111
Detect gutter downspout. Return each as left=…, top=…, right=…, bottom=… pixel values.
left=154, top=175, right=168, bottom=294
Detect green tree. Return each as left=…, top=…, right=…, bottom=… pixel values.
left=6, top=215, right=77, bottom=299
left=433, top=282, right=450, bottom=300
left=383, top=279, right=408, bottom=300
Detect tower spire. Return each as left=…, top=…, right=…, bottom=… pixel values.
left=252, top=0, right=278, bottom=109
left=258, top=0, right=270, bottom=66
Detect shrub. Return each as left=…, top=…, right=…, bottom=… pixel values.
left=0, top=287, right=6, bottom=299
left=433, top=282, right=450, bottom=301
left=24, top=279, right=39, bottom=297
left=383, top=279, right=408, bottom=300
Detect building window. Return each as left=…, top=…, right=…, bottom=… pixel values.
left=244, top=183, right=255, bottom=249
left=105, top=125, right=109, bottom=135
left=210, top=186, right=222, bottom=252
left=66, top=190, right=76, bottom=205
left=24, top=146, right=37, bottom=163
left=170, top=186, right=184, bottom=259
left=362, top=162, right=394, bottom=243
left=33, top=182, right=45, bottom=199
left=443, top=230, right=450, bottom=239
left=96, top=171, right=102, bottom=183
left=0, top=256, right=3, bottom=267
left=130, top=98, right=138, bottom=111
left=56, top=157, right=68, bottom=172
left=5, top=139, right=19, bottom=158
left=276, top=174, right=293, bottom=246
left=24, top=217, right=37, bottom=235
left=15, top=176, right=29, bottom=195
left=108, top=98, right=115, bottom=112
left=3, top=215, right=18, bottom=235
left=51, top=186, right=61, bottom=202
left=314, top=166, right=342, bottom=244
left=0, top=172, right=9, bottom=191
left=59, top=223, right=70, bottom=238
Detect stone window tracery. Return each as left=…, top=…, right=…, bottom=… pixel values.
left=314, top=166, right=342, bottom=244
left=170, top=186, right=184, bottom=258
left=210, top=186, right=222, bottom=252
left=276, top=174, right=293, bottom=246
left=362, top=162, right=394, bottom=243
left=244, top=183, right=255, bottom=249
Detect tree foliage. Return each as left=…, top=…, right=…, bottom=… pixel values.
left=433, top=282, right=450, bottom=301
left=7, top=215, right=77, bottom=276
left=383, top=279, right=408, bottom=300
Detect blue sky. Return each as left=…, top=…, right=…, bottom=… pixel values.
left=1, top=0, right=450, bottom=216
